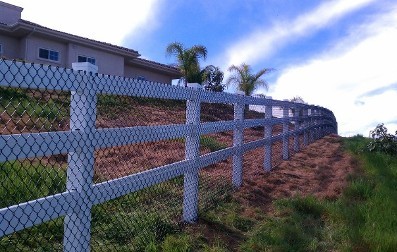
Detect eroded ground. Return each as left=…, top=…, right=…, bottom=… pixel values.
left=190, top=134, right=358, bottom=250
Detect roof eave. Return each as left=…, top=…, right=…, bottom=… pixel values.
left=129, top=58, right=182, bottom=78
left=14, top=20, right=141, bottom=58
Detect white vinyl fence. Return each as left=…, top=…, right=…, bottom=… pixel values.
left=0, top=59, right=337, bottom=251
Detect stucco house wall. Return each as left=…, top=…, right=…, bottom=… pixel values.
left=67, top=43, right=124, bottom=76
left=24, top=35, right=68, bottom=66
left=124, top=64, right=173, bottom=83
left=0, top=34, right=21, bottom=58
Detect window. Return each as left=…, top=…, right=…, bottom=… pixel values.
left=39, top=48, right=59, bottom=61
left=78, top=55, right=96, bottom=65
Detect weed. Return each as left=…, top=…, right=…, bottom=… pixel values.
left=200, top=136, right=228, bottom=152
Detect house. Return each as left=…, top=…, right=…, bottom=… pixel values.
left=0, top=1, right=182, bottom=84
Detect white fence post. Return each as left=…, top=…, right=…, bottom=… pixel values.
left=293, top=106, right=300, bottom=152
left=264, top=100, right=272, bottom=171
left=282, top=103, right=289, bottom=160
left=303, top=108, right=309, bottom=146
left=310, top=108, right=315, bottom=143
left=64, top=63, right=98, bottom=252
left=232, top=97, right=244, bottom=187
left=182, top=89, right=201, bottom=223
left=317, top=110, right=322, bottom=139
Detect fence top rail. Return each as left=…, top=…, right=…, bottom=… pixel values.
left=0, top=59, right=331, bottom=112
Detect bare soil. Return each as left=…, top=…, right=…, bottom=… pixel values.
left=190, top=134, right=358, bottom=250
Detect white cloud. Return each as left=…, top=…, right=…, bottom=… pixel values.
left=269, top=5, right=397, bottom=136
left=6, top=0, right=161, bottom=46
left=220, top=0, right=374, bottom=69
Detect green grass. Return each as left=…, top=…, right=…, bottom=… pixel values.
left=202, top=200, right=256, bottom=233
left=0, top=161, right=66, bottom=208
left=200, top=136, right=228, bottom=152
left=239, top=135, right=397, bottom=251
left=0, top=87, right=69, bottom=131
left=348, top=144, right=397, bottom=250
left=0, top=161, right=66, bottom=251
left=241, top=197, right=335, bottom=251
left=0, top=162, right=234, bottom=251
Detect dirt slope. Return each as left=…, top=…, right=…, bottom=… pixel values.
left=235, top=134, right=356, bottom=212
left=192, top=134, right=357, bottom=249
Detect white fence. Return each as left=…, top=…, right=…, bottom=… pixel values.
left=0, top=59, right=337, bottom=251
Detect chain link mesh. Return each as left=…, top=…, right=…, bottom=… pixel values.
left=0, top=59, right=337, bottom=251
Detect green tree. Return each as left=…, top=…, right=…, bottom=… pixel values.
left=202, top=65, right=225, bottom=92
left=166, top=42, right=207, bottom=86
left=226, top=63, right=273, bottom=96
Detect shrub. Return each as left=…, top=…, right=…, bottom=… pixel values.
left=366, top=124, right=397, bottom=155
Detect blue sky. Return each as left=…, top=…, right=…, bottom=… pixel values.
left=7, top=0, right=397, bottom=136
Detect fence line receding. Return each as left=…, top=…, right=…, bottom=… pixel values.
left=0, top=59, right=337, bottom=251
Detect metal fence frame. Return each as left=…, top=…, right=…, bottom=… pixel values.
left=0, top=59, right=337, bottom=251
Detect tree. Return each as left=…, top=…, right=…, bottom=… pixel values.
left=367, top=124, right=397, bottom=155
left=202, top=65, right=225, bottom=92
left=166, top=42, right=207, bottom=86
left=226, top=63, right=273, bottom=96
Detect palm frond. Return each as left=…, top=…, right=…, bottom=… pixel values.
left=226, top=63, right=272, bottom=95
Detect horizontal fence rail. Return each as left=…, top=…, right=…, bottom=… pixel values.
left=0, top=59, right=337, bottom=251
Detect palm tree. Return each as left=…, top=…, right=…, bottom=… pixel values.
left=166, top=42, right=207, bottom=87
left=226, top=63, right=273, bottom=96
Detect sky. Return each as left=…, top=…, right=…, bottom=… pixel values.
left=6, top=0, right=397, bottom=136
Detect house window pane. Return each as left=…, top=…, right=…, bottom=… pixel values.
left=39, top=48, right=49, bottom=59
left=49, top=51, right=59, bottom=61
left=87, top=58, right=96, bottom=65
left=78, top=55, right=96, bottom=65
left=39, top=48, right=59, bottom=61
left=78, top=56, right=86, bottom=62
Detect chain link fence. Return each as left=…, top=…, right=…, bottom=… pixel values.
left=0, top=59, right=337, bottom=251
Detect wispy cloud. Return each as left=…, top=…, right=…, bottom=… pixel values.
left=269, top=3, right=397, bottom=136
left=359, top=83, right=397, bottom=98
left=11, top=0, right=162, bottom=45
left=218, top=0, right=374, bottom=69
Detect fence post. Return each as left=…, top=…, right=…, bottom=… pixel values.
left=293, top=106, right=300, bottom=152
left=311, top=108, right=316, bottom=142
left=182, top=88, right=201, bottom=223
left=64, top=62, right=98, bottom=252
left=232, top=96, right=244, bottom=187
left=264, top=99, right=272, bottom=171
left=282, top=102, right=289, bottom=160
left=315, top=109, right=318, bottom=140
left=318, top=110, right=323, bottom=138
left=303, top=108, right=309, bottom=146
left=308, top=108, right=313, bottom=144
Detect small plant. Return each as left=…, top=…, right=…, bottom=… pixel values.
left=367, top=124, right=397, bottom=155
left=200, top=136, right=228, bottom=152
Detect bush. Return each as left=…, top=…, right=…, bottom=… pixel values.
left=367, top=124, right=397, bottom=155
